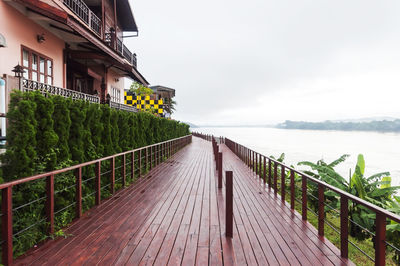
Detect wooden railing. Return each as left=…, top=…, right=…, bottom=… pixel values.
left=22, top=79, right=100, bottom=104
left=63, top=0, right=102, bottom=36
left=105, top=33, right=138, bottom=68
left=0, top=134, right=192, bottom=265
left=220, top=136, right=400, bottom=265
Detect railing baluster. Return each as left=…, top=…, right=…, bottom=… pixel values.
left=290, top=169, right=295, bottom=210
left=274, top=162, right=278, bottom=194
left=340, top=196, right=348, bottom=258
left=155, top=145, right=158, bottom=166
left=375, top=213, right=386, bottom=265
left=131, top=151, right=135, bottom=182
left=139, top=149, right=142, bottom=177
left=302, top=175, right=307, bottom=220
left=218, top=152, right=223, bottom=189
left=95, top=161, right=101, bottom=205
left=110, top=157, right=115, bottom=194
left=75, top=167, right=82, bottom=218
left=122, top=154, right=126, bottom=187
left=318, top=184, right=324, bottom=237
left=281, top=165, right=285, bottom=202
left=263, top=156, right=266, bottom=183
left=226, top=171, right=233, bottom=238
left=145, top=147, right=148, bottom=172
left=268, top=159, right=272, bottom=189
left=46, top=174, right=55, bottom=235
left=253, top=151, right=256, bottom=172
left=2, top=186, right=13, bottom=266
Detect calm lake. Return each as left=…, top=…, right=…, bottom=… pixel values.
left=193, top=127, right=400, bottom=186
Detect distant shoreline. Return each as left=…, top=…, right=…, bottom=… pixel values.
left=276, top=120, right=400, bottom=133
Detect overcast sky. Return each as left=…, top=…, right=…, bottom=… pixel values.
left=126, top=0, right=400, bottom=125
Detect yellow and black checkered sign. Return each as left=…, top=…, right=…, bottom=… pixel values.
left=124, top=91, right=164, bottom=115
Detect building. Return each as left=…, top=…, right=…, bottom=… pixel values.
left=150, top=85, right=175, bottom=118
left=124, top=85, right=176, bottom=118
left=0, top=0, right=148, bottom=108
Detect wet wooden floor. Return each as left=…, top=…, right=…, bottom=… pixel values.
left=16, top=137, right=353, bottom=265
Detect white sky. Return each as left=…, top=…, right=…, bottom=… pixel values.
left=125, top=0, right=400, bottom=125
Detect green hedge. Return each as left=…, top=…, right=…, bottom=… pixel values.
left=0, top=91, right=189, bottom=258
left=2, top=91, right=189, bottom=182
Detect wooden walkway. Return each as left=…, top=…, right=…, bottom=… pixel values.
left=16, top=137, right=353, bottom=265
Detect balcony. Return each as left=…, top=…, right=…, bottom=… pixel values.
left=22, top=79, right=137, bottom=113
left=63, top=0, right=137, bottom=68
left=106, top=33, right=137, bottom=67
left=22, top=79, right=100, bottom=104
left=63, top=0, right=102, bottom=36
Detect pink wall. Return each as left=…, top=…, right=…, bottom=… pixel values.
left=0, top=1, right=65, bottom=87
left=107, top=69, right=125, bottom=103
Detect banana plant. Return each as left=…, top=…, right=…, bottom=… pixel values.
left=298, top=155, right=350, bottom=212
left=386, top=196, right=400, bottom=263
left=299, top=154, right=400, bottom=240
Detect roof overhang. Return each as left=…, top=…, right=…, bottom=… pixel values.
left=150, top=85, right=176, bottom=97
left=117, top=0, right=138, bottom=32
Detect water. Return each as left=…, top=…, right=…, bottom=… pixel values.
left=194, top=127, right=400, bottom=186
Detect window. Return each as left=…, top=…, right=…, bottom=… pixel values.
left=21, top=46, right=53, bottom=85
left=111, top=87, right=121, bottom=103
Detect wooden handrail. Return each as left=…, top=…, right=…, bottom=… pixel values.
left=192, top=132, right=400, bottom=265
left=1, top=134, right=192, bottom=265
left=221, top=136, right=400, bottom=265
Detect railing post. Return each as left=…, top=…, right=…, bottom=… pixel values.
left=46, top=174, right=55, bottom=235
left=157, top=144, right=159, bottom=163
left=95, top=161, right=101, bottom=205
left=290, top=170, right=295, bottom=210
left=145, top=147, right=148, bottom=172
left=340, top=196, right=348, bottom=258
left=150, top=146, right=152, bottom=169
left=281, top=165, right=285, bottom=202
left=218, top=152, right=223, bottom=189
left=153, top=145, right=156, bottom=166
left=76, top=167, right=82, bottom=218
left=110, top=157, right=115, bottom=194
left=247, top=149, right=250, bottom=167
left=2, top=186, right=13, bottom=266
left=302, top=175, right=307, bottom=220
left=268, top=159, right=272, bottom=189
left=263, top=156, right=266, bottom=183
left=226, top=171, right=233, bottom=238
left=318, top=184, right=324, bottom=237
left=216, top=145, right=219, bottom=171
left=255, top=152, right=257, bottom=173
left=122, top=154, right=126, bottom=187
left=139, top=149, right=142, bottom=177
left=252, top=151, right=255, bottom=172
left=274, top=162, right=278, bottom=194
left=131, top=151, right=135, bottom=182
left=375, top=213, right=386, bottom=265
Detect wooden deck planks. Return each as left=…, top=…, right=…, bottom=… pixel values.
left=15, top=137, right=353, bottom=266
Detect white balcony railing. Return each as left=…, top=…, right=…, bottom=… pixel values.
left=63, top=0, right=102, bottom=36
left=22, top=79, right=100, bottom=104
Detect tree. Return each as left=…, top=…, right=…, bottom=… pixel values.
left=129, top=81, right=153, bottom=96
left=164, top=97, right=176, bottom=115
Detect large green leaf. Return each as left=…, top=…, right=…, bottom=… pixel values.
left=350, top=154, right=366, bottom=199
left=328, top=154, right=350, bottom=168
left=370, top=186, right=400, bottom=198
left=380, top=176, right=391, bottom=189
left=367, top=172, right=391, bottom=181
